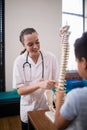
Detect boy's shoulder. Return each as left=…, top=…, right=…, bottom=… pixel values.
left=67, top=87, right=87, bottom=99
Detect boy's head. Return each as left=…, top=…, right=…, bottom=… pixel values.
left=74, top=32, right=87, bottom=61
left=74, top=32, right=87, bottom=79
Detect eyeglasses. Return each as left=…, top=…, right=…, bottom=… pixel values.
left=27, top=40, right=40, bottom=47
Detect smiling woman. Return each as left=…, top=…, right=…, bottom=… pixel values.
left=13, top=27, right=59, bottom=130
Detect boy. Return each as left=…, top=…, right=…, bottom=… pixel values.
left=54, top=32, right=87, bottom=130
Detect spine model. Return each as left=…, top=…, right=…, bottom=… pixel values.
left=44, top=25, right=70, bottom=114
left=58, top=25, right=70, bottom=90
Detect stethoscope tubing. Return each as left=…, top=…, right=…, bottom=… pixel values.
left=23, top=51, right=44, bottom=81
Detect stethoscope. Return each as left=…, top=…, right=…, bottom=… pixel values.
left=23, top=51, right=44, bottom=82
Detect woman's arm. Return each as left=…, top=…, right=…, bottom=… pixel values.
left=17, top=80, right=56, bottom=95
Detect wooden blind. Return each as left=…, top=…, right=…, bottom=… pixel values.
left=0, top=0, right=5, bottom=91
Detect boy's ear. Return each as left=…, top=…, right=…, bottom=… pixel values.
left=82, top=57, right=87, bottom=69
left=86, top=61, right=87, bottom=70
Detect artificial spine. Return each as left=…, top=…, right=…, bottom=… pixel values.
left=58, top=25, right=70, bottom=90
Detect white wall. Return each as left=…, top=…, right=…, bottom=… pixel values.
left=5, top=0, right=62, bottom=91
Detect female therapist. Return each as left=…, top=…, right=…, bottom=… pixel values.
left=13, top=28, right=59, bottom=130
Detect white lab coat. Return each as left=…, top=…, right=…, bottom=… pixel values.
left=13, top=50, right=59, bottom=123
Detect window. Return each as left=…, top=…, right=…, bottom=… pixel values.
left=62, top=0, right=84, bottom=72
left=0, top=0, right=5, bottom=91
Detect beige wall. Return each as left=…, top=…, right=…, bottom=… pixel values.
left=5, top=0, right=62, bottom=91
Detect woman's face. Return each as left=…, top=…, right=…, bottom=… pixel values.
left=23, top=32, right=40, bottom=56
left=76, top=58, right=87, bottom=79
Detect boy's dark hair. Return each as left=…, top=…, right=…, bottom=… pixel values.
left=74, top=32, right=87, bottom=61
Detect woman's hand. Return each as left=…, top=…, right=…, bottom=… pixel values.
left=38, top=80, right=57, bottom=89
